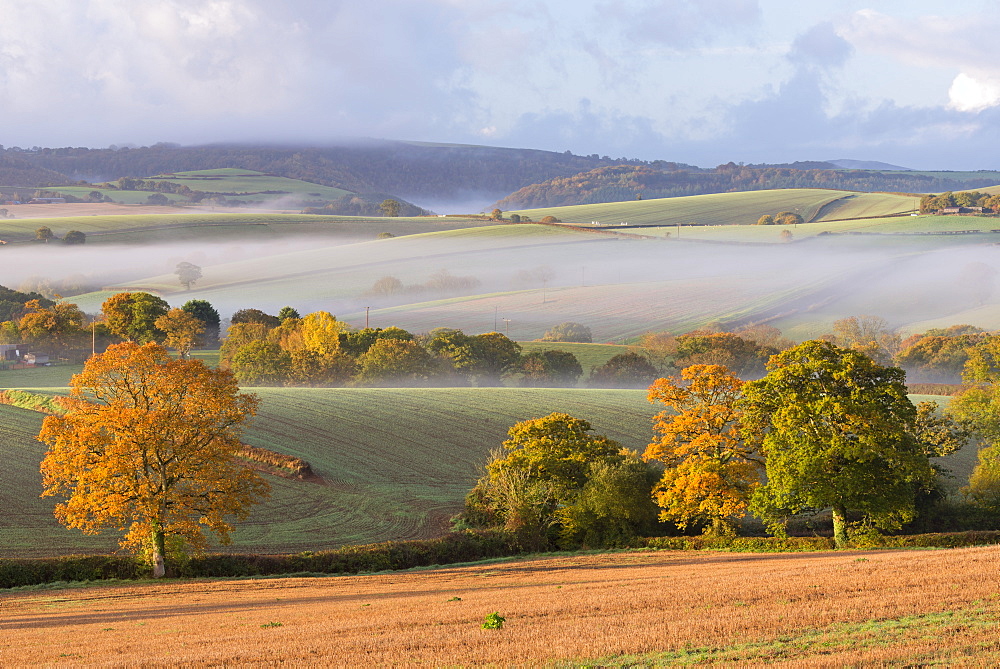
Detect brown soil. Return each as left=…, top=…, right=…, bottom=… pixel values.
left=2, top=547, right=999, bottom=666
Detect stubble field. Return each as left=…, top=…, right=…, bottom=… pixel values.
left=2, top=546, right=999, bottom=666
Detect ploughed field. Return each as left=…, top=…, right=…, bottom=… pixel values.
left=2, top=546, right=999, bottom=665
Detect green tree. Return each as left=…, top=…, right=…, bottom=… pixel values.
left=379, top=199, right=401, bottom=217
left=277, top=306, right=300, bottom=321
left=742, top=340, right=934, bottom=548
left=230, top=308, right=280, bottom=328
left=588, top=352, right=658, bottom=388
left=519, top=350, right=583, bottom=387
left=229, top=341, right=291, bottom=385
left=948, top=334, right=1000, bottom=510
left=466, top=413, right=654, bottom=547
left=63, top=230, right=86, bottom=245
left=174, top=262, right=202, bottom=291
left=355, top=338, right=442, bottom=386
left=101, top=292, right=170, bottom=343
left=340, top=326, right=413, bottom=357
left=540, top=322, right=592, bottom=343
left=181, top=299, right=221, bottom=346
left=38, top=342, right=268, bottom=577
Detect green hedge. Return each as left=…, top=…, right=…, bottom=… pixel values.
left=5, top=530, right=1000, bottom=589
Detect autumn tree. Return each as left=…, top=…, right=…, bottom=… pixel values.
left=155, top=308, right=205, bottom=358
left=742, top=340, right=934, bottom=548
left=63, top=230, right=86, bottom=245
left=17, top=299, right=88, bottom=358
left=174, top=262, right=202, bottom=291
left=38, top=342, right=269, bottom=577
left=102, top=292, right=170, bottom=343
left=35, top=226, right=54, bottom=243
left=831, top=315, right=900, bottom=365
left=643, top=365, right=762, bottom=535
left=230, top=308, right=280, bottom=328
left=949, top=334, right=1000, bottom=510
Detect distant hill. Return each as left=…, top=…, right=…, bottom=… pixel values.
left=493, top=163, right=995, bottom=209
left=1, top=142, right=649, bottom=207
left=828, top=159, right=914, bottom=171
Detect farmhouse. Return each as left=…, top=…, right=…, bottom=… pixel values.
left=937, top=206, right=991, bottom=214
left=28, top=197, right=65, bottom=204
left=0, top=343, right=23, bottom=361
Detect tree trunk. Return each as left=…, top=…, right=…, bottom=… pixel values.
left=151, top=528, right=167, bottom=578
left=831, top=504, right=848, bottom=549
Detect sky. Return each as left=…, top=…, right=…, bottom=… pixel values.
left=1, top=0, right=999, bottom=169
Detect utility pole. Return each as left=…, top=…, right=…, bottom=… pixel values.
left=365, top=306, right=370, bottom=329
left=494, top=305, right=498, bottom=331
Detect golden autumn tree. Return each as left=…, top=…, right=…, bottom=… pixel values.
left=38, top=342, right=269, bottom=577
left=643, top=364, right=762, bottom=535
left=154, top=308, right=205, bottom=359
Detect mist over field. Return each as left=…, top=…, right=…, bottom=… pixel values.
left=6, top=229, right=996, bottom=340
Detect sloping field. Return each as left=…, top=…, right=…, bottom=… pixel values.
left=506, top=189, right=916, bottom=227
left=4, top=547, right=1000, bottom=666
left=0, top=388, right=659, bottom=557
left=0, top=212, right=494, bottom=245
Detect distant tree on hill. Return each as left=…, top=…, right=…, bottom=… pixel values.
left=519, top=350, right=583, bottom=387
left=35, top=226, right=54, bottom=243
left=63, top=230, right=85, bottom=245
left=278, top=306, right=300, bottom=321
left=588, top=352, right=658, bottom=388
left=175, top=262, right=202, bottom=291
left=540, top=322, right=592, bottom=343
left=379, top=199, right=401, bottom=217
left=779, top=229, right=793, bottom=242
left=145, top=193, right=170, bottom=206
left=376, top=231, right=395, bottom=239
left=540, top=215, right=560, bottom=223
left=366, top=275, right=404, bottom=297
left=509, top=213, right=521, bottom=223
left=490, top=208, right=504, bottom=221
left=756, top=214, right=774, bottom=225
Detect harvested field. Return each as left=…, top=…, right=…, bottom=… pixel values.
left=2, top=546, right=999, bottom=665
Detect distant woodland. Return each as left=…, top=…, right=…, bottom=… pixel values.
left=0, top=142, right=998, bottom=210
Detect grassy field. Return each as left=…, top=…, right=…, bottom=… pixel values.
left=506, top=189, right=918, bottom=227
left=0, top=211, right=496, bottom=245
left=52, top=168, right=354, bottom=205
left=0, top=387, right=661, bottom=557
left=4, top=547, right=1000, bottom=665
left=0, top=385, right=976, bottom=558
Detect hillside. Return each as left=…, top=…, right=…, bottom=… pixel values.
left=493, top=163, right=991, bottom=210
left=0, top=388, right=659, bottom=557
left=506, top=189, right=919, bottom=227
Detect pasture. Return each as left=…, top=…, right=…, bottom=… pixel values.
left=3, top=546, right=999, bottom=665
left=0, top=388, right=661, bottom=558
left=506, top=189, right=918, bottom=227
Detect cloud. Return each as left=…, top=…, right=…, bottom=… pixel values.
left=595, top=0, right=762, bottom=50
left=787, top=22, right=853, bottom=70
left=0, top=0, right=484, bottom=146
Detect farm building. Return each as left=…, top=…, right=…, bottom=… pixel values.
left=0, top=344, right=24, bottom=361
left=23, top=352, right=49, bottom=365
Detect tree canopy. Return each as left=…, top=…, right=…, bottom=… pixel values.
left=38, top=342, right=268, bottom=577
left=742, top=340, right=933, bottom=547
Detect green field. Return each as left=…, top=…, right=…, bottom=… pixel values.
left=52, top=168, right=353, bottom=205
left=507, top=189, right=918, bottom=228
left=0, top=388, right=661, bottom=557
left=0, top=212, right=496, bottom=245
left=0, top=388, right=976, bottom=558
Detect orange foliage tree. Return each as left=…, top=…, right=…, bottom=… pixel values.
left=38, top=342, right=269, bottom=577
left=643, top=364, right=763, bottom=535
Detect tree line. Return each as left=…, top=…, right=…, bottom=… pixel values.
left=463, top=338, right=1000, bottom=550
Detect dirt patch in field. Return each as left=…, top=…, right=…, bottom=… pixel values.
left=1, top=203, right=288, bottom=219
left=2, top=547, right=999, bottom=666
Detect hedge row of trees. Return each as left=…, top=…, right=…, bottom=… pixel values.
left=464, top=339, right=999, bottom=550
left=919, top=190, right=1000, bottom=213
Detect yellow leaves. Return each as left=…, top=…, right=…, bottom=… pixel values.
left=38, top=341, right=268, bottom=563
left=301, top=311, right=345, bottom=359
left=645, top=364, right=761, bottom=532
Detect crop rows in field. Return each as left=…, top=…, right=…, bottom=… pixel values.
left=507, top=189, right=917, bottom=228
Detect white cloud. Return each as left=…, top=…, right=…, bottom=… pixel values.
left=948, top=73, right=1000, bottom=112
